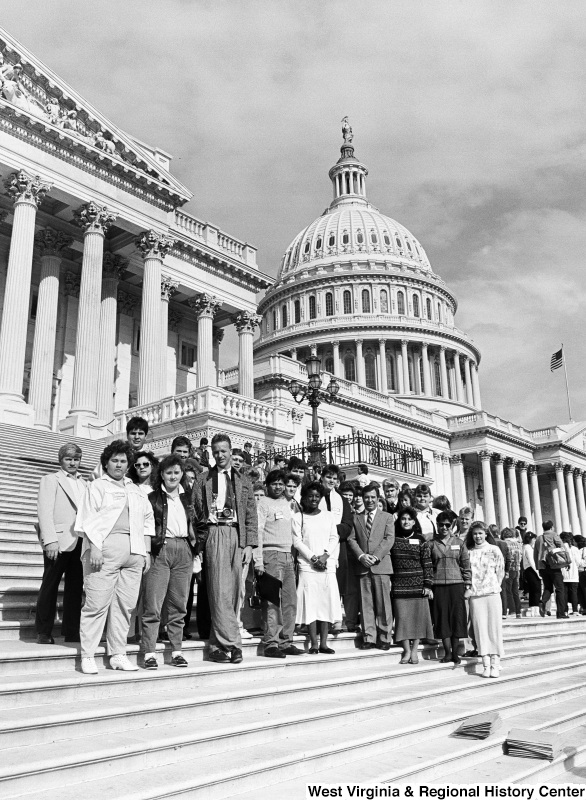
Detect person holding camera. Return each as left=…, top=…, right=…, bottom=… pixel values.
left=293, top=481, right=341, bottom=654
left=254, top=469, right=303, bottom=658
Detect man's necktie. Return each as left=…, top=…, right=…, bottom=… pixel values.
left=325, top=492, right=331, bottom=511
left=366, top=511, right=373, bottom=536
left=224, top=471, right=234, bottom=511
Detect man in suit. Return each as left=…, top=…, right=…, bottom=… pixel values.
left=35, top=443, right=87, bottom=644
left=191, top=433, right=258, bottom=664
left=347, top=483, right=395, bottom=650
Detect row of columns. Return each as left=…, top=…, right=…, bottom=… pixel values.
left=451, top=451, right=586, bottom=536
left=292, top=337, right=481, bottom=407
left=0, top=170, right=261, bottom=434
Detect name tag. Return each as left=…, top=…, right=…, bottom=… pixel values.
left=451, top=545, right=460, bottom=550
left=275, top=512, right=284, bottom=520
left=410, top=539, right=419, bottom=545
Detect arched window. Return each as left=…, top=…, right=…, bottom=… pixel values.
left=418, top=358, right=424, bottom=393
left=380, top=289, right=389, bottom=313
left=308, top=296, right=316, bottom=320
left=342, top=231, right=349, bottom=245
left=386, top=353, right=396, bottom=391
left=328, top=233, right=335, bottom=247
left=361, top=289, right=371, bottom=313
left=343, top=290, right=352, bottom=314
left=426, top=298, right=432, bottom=319
left=315, top=237, right=322, bottom=250
left=281, top=304, right=287, bottom=327
left=433, top=360, right=442, bottom=396
left=413, top=295, right=420, bottom=317
left=383, top=233, right=391, bottom=246
left=325, top=292, right=334, bottom=316
left=437, top=302, right=441, bottom=322
left=396, top=236, right=402, bottom=249
left=294, top=299, right=301, bottom=323
left=397, top=291, right=405, bottom=315
left=371, top=231, right=378, bottom=244
left=357, top=231, right=364, bottom=244
left=365, top=353, right=376, bottom=389
left=272, top=310, right=277, bottom=330
left=344, top=356, right=356, bottom=382
left=406, top=240, right=412, bottom=252
left=325, top=356, right=334, bottom=374
left=303, top=241, right=310, bottom=254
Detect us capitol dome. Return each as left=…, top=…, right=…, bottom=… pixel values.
left=255, top=122, right=482, bottom=414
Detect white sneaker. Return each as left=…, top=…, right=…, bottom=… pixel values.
left=239, top=629, right=254, bottom=640
left=110, top=654, right=138, bottom=671
left=81, top=656, right=98, bottom=675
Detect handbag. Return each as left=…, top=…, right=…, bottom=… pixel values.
left=248, top=573, right=262, bottom=609
left=544, top=538, right=571, bottom=569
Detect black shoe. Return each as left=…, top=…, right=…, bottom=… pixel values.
left=422, top=638, right=438, bottom=645
left=281, top=645, right=304, bottom=655
left=171, top=654, right=188, bottom=668
left=452, top=655, right=462, bottom=665
left=264, top=646, right=286, bottom=659
left=359, top=642, right=375, bottom=650
left=158, top=630, right=170, bottom=642
left=208, top=649, right=230, bottom=663
left=439, top=655, right=453, bottom=663
left=230, top=648, right=243, bottom=664
left=319, top=646, right=335, bottom=654
left=36, top=635, right=54, bottom=645
left=126, top=635, right=140, bottom=645
left=539, top=602, right=546, bottom=617
left=463, top=649, right=478, bottom=658
left=182, top=632, right=193, bottom=641
left=143, top=657, right=158, bottom=670
left=378, top=643, right=391, bottom=651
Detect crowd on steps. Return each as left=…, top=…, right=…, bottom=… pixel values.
left=33, top=417, right=586, bottom=678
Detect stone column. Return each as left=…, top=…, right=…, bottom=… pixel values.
left=114, top=291, right=138, bottom=412
left=450, top=454, right=466, bottom=510
left=493, top=455, right=510, bottom=528
left=96, top=253, right=127, bottom=422
left=401, top=339, right=410, bottom=393
left=356, top=339, right=366, bottom=385
left=439, top=346, right=449, bottom=398
left=453, top=352, right=465, bottom=403
left=575, top=470, right=586, bottom=536
left=414, top=350, right=422, bottom=394
left=233, top=311, right=261, bottom=397
left=529, top=466, right=542, bottom=533
left=213, top=327, right=224, bottom=386
left=518, top=462, right=532, bottom=521
left=0, top=172, right=52, bottom=425
left=479, top=450, right=497, bottom=525
left=433, top=452, right=444, bottom=495
left=506, top=458, right=520, bottom=525
left=464, top=357, right=474, bottom=405
left=189, top=294, right=220, bottom=389
left=565, top=466, right=581, bottom=535
left=290, top=347, right=298, bottom=361
left=396, top=346, right=405, bottom=393
left=471, top=361, right=482, bottom=409
left=378, top=339, right=388, bottom=394
left=28, top=228, right=72, bottom=429
left=332, top=341, right=342, bottom=377
left=65, top=202, right=116, bottom=434
left=551, top=477, right=563, bottom=532
left=160, top=275, right=179, bottom=397
left=554, top=462, right=571, bottom=531
left=136, top=230, right=175, bottom=406
left=421, top=343, right=431, bottom=396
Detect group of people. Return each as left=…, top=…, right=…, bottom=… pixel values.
left=34, top=417, right=585, bottom=679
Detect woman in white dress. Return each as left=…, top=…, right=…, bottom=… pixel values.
left=465, top=522, right=505, bottom=679
left=293, top=481, right=341, bottom=654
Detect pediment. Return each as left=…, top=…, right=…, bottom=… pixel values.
left=0, top=27, right=192, bottom=207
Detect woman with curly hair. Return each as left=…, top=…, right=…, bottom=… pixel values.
left=76, top=440, right=154, bottom=674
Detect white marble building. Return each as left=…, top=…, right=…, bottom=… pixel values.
left=0, top=27, right=586, bottom=535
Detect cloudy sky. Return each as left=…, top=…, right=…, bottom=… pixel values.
left=3, top=1, right=586, bottom=429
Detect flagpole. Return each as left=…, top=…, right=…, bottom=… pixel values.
left=561, top=343, right=574, bottom=422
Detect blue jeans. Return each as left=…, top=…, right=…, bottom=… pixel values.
left=262, top=550, right=297, bottom=650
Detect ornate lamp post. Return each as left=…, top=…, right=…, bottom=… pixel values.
left=287, top=355, right=340, bottom=465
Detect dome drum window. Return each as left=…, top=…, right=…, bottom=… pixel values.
left=361, top=289, right=371, bottom=314
left=426, top=298, right=432, bottom=319
left=325, top=292, right=334, bottom=317
left=309, top=296, right=317, bottom=320
left=380, top=289, right=389, bottom=314
left=282, top=304, right=288, bottom=327
left=294, top=299, right=301, bottom=323
left=344, top=356, right=356, bottom=382
left=397, top=291, right=406, bottom=316
left=356, top=230, right=364, bottom=244
left=343, top=290, right=352, bottom=314
left=413, top=295, right=420, bottom=318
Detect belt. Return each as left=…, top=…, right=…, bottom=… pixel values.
left=206, top=521, right=239, bottom=528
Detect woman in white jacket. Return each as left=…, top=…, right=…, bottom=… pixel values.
left=76, top=440, right=154, bottom=675
left=560, top=532, right=580, bottom=615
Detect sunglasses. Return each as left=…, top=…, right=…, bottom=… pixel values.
left=135, top=462, right=150, bottom=468
left=437, top=522, right=452, bottom=528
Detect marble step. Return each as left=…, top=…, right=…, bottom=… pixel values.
left=0, top=551, right=43, bottom=565
left=0, top=598, right=56, bottom=622
left=0, top=620, right=35, bottom=641
left=6, top=664, right=586, bottom=800
left=0, top=531, right=43, bottom=544
left=0, top=540, right=41, bottom=553
left=0, top=563, right=44, bottom=579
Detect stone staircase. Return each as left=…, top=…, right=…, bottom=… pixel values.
left=0, top=422, right=585, bottom=796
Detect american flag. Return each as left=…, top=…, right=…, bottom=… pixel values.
left=550, top=348, right=563, bottom=372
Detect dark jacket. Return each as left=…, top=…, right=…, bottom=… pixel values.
left=191, top=466, right=258, bottom=549
left=148, top=488, right=196, bottom=557
left=429, top=533, right=471, bottom=585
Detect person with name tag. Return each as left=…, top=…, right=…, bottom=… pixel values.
left=347, top=483, right=395, bottom=650
left=191, top=433, right=258, bottom=664
left=254, top=469, right=303, bottom=658
left=413, top=484, right=439, bottom=541
left=390, top=507, right=434, bottom=664
left=429, top=510, right=471, bottom=664
left=534, top=520, right=568, bottom=619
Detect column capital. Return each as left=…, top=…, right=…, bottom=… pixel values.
left=117, top=290, right=138, bottom=316
left=136, top=229, right=176, bottom=259
left=517, top=461, right=528, bottom=472
left=73, top=201, right=116, bottom=234
left=102, top=252, right=128, bottom=279
left=564, top=464, right=574, bottom=475
left=160, top=274, right=179, bottom=301
left=553, top=461, right=565, bottom=473
left=401, top=338, right=408, bottom=346
left=440, top=345, right=447, bottom=352
left=189, top=293, right=221, bottom=320
left=504, top=457, right=517, bottom=468
left=492, top=453, right=505, bottom=465
left=479, top=449, right=492, bottom=461
left=573, top=468, right=583, bottom=477
left=378, top=337, right=387, bottom=346
left=169, top=309, right=182, bottom=331
left=433, top=451, right=443, bottom=462
left=450, top=454, right=463, bottom=465
left=355, top=338, right=364, bottom=346
left=34, top=227, right=72, bottom=257
left=332, top=340, right=340, bottom=350
left=232, top=310, right=262, bottom=333
left=213, top=327, right=225, bottom=345
left=5, top=170, right=51, bottom=206
left=528, top=464, right=539, bottom=476
left=421, top=341, right=429, bottom=350
left=64, top=271, right=80, bottom=298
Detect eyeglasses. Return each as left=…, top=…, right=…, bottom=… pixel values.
left=135, top=462, right=150, bottom=469
left=437, top=522, right=452, bottom=528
